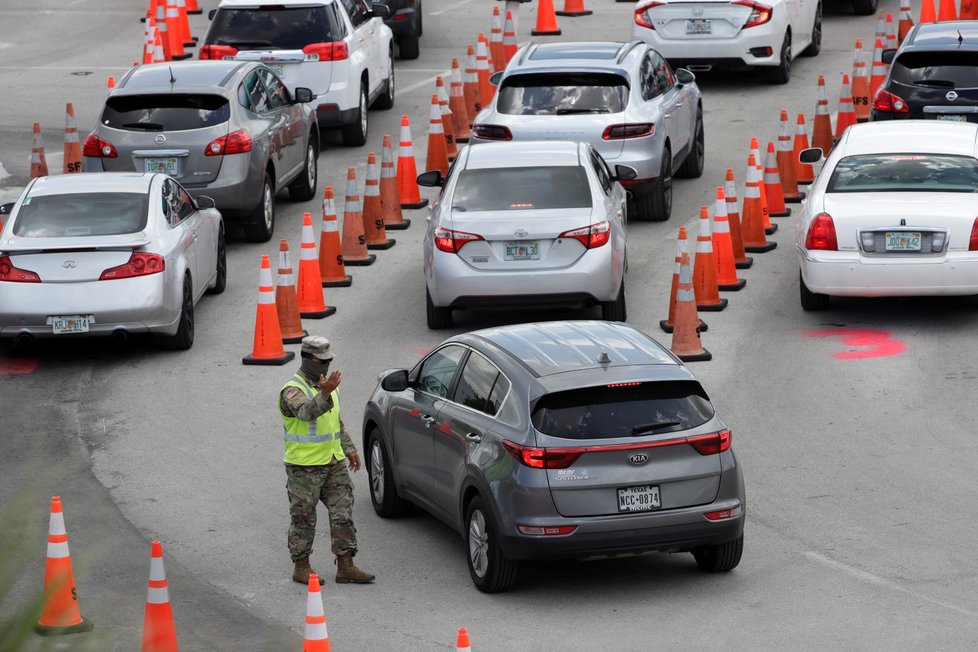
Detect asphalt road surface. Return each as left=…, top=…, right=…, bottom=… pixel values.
left=2, top=1, right=977, bottom=650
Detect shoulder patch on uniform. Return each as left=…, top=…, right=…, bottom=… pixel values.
left=285, top=387, right=301, bottom=400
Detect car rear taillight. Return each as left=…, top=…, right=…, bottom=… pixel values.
left=82, top=133, right=117, bottom=158
left=602, top=123, right=655, bottom=140
left=502, top=441, right=583, bottom=469
left=199, top=44, right=238, bottom=60
left=559, top=220, right=610, bottom=249
left=205, top=129, right=253, bottom=156
left=433, top=226, right=484, bottom=253
left=805, top=212, right=839, bottom=251
left=517, top=525, right=578, bottom=535
left=704, top=504, right=743, bottom=521
left=970, top=218, right=978, bottom=251
left=733, top=0, right=773, bottom=27
left=302, top=41, right=349, bottom=61
left=471, top=124, right=512, bottom=141
left=0, top=256, right=40, bottom=283
left=634, top=2, right=663, bottom=28
left=99, top=252, right=165, bottom=281
left=687, top=429, right=732, bottom=455
left=873, top=89, right=910, bottom=113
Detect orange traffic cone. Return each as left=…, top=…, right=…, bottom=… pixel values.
left=318, top=187, right=352, bottom=287
left=852, top=39, right=871, bottom=122
left=63, top=103, right=82, bottom=174
left=141, top=541, right=178, bottom=652
left=899, top=0, right=915, bottom=41
left=763, top=142, right=789, bottom=218
left=275, top=239, right=308, bottom=343
left=885, top=13, right=898, bottom=50
left=557, top=0, right=592, bottom=16
left=777, top=109, right=805, bottom=203
left=296, top=212, right=335, bottom=318
left=464, top=45, right=482, bottom=124
left=503, top=11, right=518, bottom=64
left=812, top=75, right=834, bottom=156
left=449, top=59, right=471, bottom=142
left=920, top=0, right=937, bottom=22
left=938, top=0, right=957, bottom=20
left=476, top=35, right=494, bottom=105
left=396, top=116, right=428, bottom=209
left=961, top=0, right=978, bottom=18
left=490, top=7, right=506, bottom=71
left=173, top=0, right=194, bottom=48
left=303, top=574, right=330, bottom=652
left=693, top=206, right=727, bottom=311
left=869, top=38, right=887, bottom=100
left=875, top=10, right=887, bottom=45
left=456, top=627, right=472, bottom=652
left=749, top=137, right=776, bottom=235
left=660, top=227, right=708, bottom=334
left=107, top=75, right=116, bottom=94
left=724, top=168, right=752, bottom=269
left=670, top=247, right=711, bottom=363
left=436, top=77, right=458, bottom=160
left=363, top=152, right=395, bottom=250
left=143, top=17, right=157, bottom=64
left=164, top=0, right=191, bottom=60
left=426, top=94, right=450, bottom=177
left=532, top=0, right=561, bottom=35
left=836, top=74, right=857, bottom=139
left=341, top=167, right=377, bottom=266
left=34, top=497, right=93, bottom=636
left=742, top=155, right=777, bottom=254
left=242, top=255, right=295, bottom=365
left=153, top=0, right=171, bottom=60
left=380, top=135, right=410, bottom=230
left=713, top=187, right=745, bottom=292
left=30, top=122, right=48, bottom=179
left=185, top=0, right=202, bottom=14
left=793, top=113, right=815, bottom=185
left=150, top=29, right=166, bottom=64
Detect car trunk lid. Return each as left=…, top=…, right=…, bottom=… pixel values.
left=639, top=1, right=754, bottom=40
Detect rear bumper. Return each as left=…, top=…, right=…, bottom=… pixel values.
left=632, top=24, right=785, bottom=67
left=315, top=104, right=360, bottom=128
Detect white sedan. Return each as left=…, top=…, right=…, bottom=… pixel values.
left=796, top=121, right=978, bottom=311
left=632, top=0, right=821, bottom=84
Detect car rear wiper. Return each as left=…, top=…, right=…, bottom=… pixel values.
left=121, top=122, right=165, bottom=131
left=913, top=79, right=956, bottom=88
left=631, top=422, right=682, bottom=436
left=555, top=108, right=611, bottom=115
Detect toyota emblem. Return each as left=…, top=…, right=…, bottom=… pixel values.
left=155, top=133, right=167, bottom=144
left=946, top=91, right=959, bottom=102
left=514, top=227, right=529, bottom=238
left=628, top=453, right=649, bottom=465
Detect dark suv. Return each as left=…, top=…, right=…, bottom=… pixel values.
left=373, top=0, right=421, bottom=59
left=872, top=22, right=978, bottom=123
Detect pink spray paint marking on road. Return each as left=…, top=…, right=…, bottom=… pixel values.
left=0, top=357, right=38, bottom=374
left=805, top=329, right=905, bottom=359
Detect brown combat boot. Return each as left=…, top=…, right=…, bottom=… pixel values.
left=292, top=557, right=317, bottom=584
left=335, top=554, right=375, bottom=584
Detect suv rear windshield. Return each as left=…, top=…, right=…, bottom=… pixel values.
left=102, top=94, right=230, bottom=131
left=827, top=155, right=978, bottom=193
left=497, top=73, right=629, bottom=115
left=207, top=7, right=336, bottom=50
left=890, top=51, right=978, bottom=88
left=13, top=193, right=149, bottom=237
left=452, top=166, right=592, bottom=211
left=531, top=381, right=714, bottom=440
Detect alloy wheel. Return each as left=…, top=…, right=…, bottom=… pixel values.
left=468, top=509, right=489, bottom=578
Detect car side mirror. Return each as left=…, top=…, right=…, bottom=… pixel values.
left=882, top=49, right=896, bottom=65
left=417, top=170, right=443, bottom=187
left=368, top=4, right=391, bottom=19
left=293, top=87, right=315, bottom=103
left=799, top=147, right=824, bottom=164
left=614, top=165, right=638, bottom=181
left=0, top=202, right=13, bottom=215
left=208, top=8, right=216, bottom=19
left=381, top=369, right=409, bottom=392
left=195, top=195, right=216, bottom=210
left=489, top=71, right=503, bottom=86
left=675, top=68, right=696, bottom=87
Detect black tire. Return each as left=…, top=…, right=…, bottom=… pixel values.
left=417, top=1, right=423, bottom=36
left=398, top=32, right=420, bottom=60
left=601, top=281, right=627, bottom=321
left=206, top=223, right=226, bottom=295
left=801, top=3, right=821, bottom=57
left=676, top=107, right=705, bottom=179
left=244, top=172, right=275, bottom=242
left=465, top=495, right=519, bottom=593
left=341, top=81, right=368, bottom=147
left=852, top=0, right=877, bottom=15
left=426, top=288, right=453, bottom=329
left=650, top=148, right=673, bottom=221
left=692, top=534, right=744, bottom=572
left=373, top=50, right=396, bottom=109
left=800, top=272, right=830, bottom=311
left=765, top=32, right=791, bottom=85
left=288, top=137, right=318, bottom=201
left=367, top=429, right=413, bottom=518
left=160, top=277, right=194, bottom=351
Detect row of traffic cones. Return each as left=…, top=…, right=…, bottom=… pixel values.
left=141, top=0, right=196, bottom=62
left=919, top=0, right=978, bottom=23
left=28, top=104, right=83, bottom=180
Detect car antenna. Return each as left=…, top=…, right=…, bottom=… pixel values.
left=958, top=30, right=964, bottom=46
left=169, top=66, right=176, bottom=85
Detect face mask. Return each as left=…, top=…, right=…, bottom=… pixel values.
left=301, top=357, right=331, bottom=380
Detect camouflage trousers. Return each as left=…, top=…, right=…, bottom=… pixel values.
left=285, top=462, right=357, bottom=562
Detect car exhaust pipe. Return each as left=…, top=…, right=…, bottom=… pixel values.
left=112, top=329, right=129, bottom=343
left=687, top=64, right=712, bottom=72
left=16, top=332, right=33, bottom=346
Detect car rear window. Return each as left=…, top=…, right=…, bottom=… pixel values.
left=496, top=73, right=629, bottom=115
left=890, top=51, right=978, bottom=88
left=102, top=94, right=230, bottom=131
left=12, top=193, right=149, bottom=237
left=531, top=381, right=715, bottom=440
left=452, top=166, right=592, bottom=211
left=827, top=154, right=978, bottom=193
left=207, top=6, right=336, bottom=50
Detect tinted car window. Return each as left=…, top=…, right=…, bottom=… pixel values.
left=243, top=71, right=270, bottom=113
left=102, top=94, right=230, bottom=131
left=827, top=155, right=978, bottom=193
left=890, top=51, right=978, bottom=88
left=12, top=193, right=149, bottom=237
left=207, top=7, right=335, bottom=49
left=340, top=0, right=370, bottom=27
left=258, top=68, right=290, bottom=109
left=531, top=381, right=715, bottom=440
left=452, top=166, right=592, bottom=211
left=590, top=151, right=612, bottom=195
left=651, top=52, right=675, bottom=94
left=417, top=345, right=466, bottom=398
left=497, top=73, right=629, bottom=115
left=453, top=352, right=509, bottom=416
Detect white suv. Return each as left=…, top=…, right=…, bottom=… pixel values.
left=201, top=0, right=395, bottom=146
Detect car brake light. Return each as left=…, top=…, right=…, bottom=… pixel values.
left=634, top=2, right=663, bottom=28
left=82, top=133, right=117, bottom=158
left=517, top=525, right=578, bottom=535
left=0, top=256, right=41, bottom=283
left=970, top=218, right=978, bottom=251
left=502, top=441, right=583, bottom=469
left=559, top=220, right=610, bottom=249
left=205, top=129, right=253, bottom=156
left=199, top=44, right=238, bottom=60
left=471, top=124, right=512, bottom=141
left=704, top=504, right=743, bottom=521
left=805, top=212, right=839, bottom=251
left=733, top=0, right=773, bottom=28
left=302, top=41, right=349, bottom=61
left=99, top=252, right=165, bottom=281
left=873, top=89, right=909, bottom=113
left=433, top=226, right=484, bottom=253
left=602, top=123, right=655, bottom=140
left=687, top=429, right=732, bottom=455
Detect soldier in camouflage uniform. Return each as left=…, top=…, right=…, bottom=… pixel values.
left=280, top=336, right=374, bottom=585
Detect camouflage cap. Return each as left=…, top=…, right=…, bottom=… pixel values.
left=300, top=335, right=335, bottom=360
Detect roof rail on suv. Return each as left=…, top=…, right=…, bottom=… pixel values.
left=616, top=41, right=644, bottom=65
left=517, top=41, right=538, bottom=67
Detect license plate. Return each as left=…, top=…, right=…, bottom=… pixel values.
left=885, top=231, right=922, bottom=251
left=505, top=241, right=540, bottom=260
left=686, top=19, right=711, bottom=34
left=50, top=315, right=90, bottom=334
left=268, top=63, right=286, bottom=77
left=936, top=114, right=968, bottom=122
left=144, top=157, right=178, bottom=175
left=617, top=485, right=661, bottom=513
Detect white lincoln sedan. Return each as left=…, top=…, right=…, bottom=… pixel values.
left=796, top=121, right=978, bottom=311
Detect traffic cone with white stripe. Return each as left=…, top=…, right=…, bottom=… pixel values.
left=396, top=116, right=428, bottom=209
left=724, top=168, right=752, bottom=269
left=693, top=206, right=727, bottom=311
left=436, top=76, right=458, bottom=160
left=920, top=0, right=937, bottom=23
left=341, top=167, right=377, bottom=266
left=793, top=114, right=815, bottom=185
left=380, top=135, right=410, bottom=230
left=749, top=137, right=776, bottom=234
left=141, top=541, right=178, bottom=652
left=869, top=38, right=887, bottom=101
left=503, top=11, right=518, bottom=64
left=812, top=75, right=834, bottom=157
left=275, top=239, right=308, bottom=343
left=34, top=497, right=93, bottom=636
left=742, top=155, right=777, bottom=253
left=557, top=0, right=592, bottom=16
left=297, top=212, right=335, bottom=318
left=777, top=109, right=805, bottom=202
left=164, top=0, right=191, bottom=60
left=532, top=0, right=561, bottom=35
left=449, top=59, right=471, bottom=142
left=660, top=226, right=708, bottom=334
left=476, top=35, right=494, bottom=105
left=150, top=29, right=166, bottom=63
left=464, top=45, right=482, bottom=124
left=30, top=122, right=48, bottom=179
left=836, top=74, right=857, bottom=139
left=426, top=94, right=450, bottom=177
left=938, top=0, right=956, bottom=20
left=875, top=10, right=887, bottom=45
left=490, top=6, right=506, bottom=71
left=363, top=152, right=395, bottom=250
left=763, top=141, right=789, bottom=218
left=851, top=39, right=871, bottom=122
left=302, top=574, right=330, bottom=652
left=318, top=187, right=352, bottom=287
left=63, top=103, right=82, bottom=174
left=885, top=13, right=898, bottom=51
left=143, top=17, right=157, bottom=64
left=899, top=1, right=914, bottom=41
left=242, top=255, right=295, bottom=365
left=713, top=188, right=745, bottom=292
left=670, top=245, right=711, bottom=363
left=173, top=0, right=194, bottom=49
left=186, top=0, right=202, bottom=14
left=456, top=627, right=472, bottom=652
left=153, top=0, right=171, bottom=60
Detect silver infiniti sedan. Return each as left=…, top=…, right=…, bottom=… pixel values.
left=363, top=320, right=746, bottom=592
left=419, top=140, right=631, bottom=330
left=0, top=173, right=225, bottom=351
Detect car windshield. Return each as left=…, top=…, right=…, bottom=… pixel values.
left=208, top=7, right=334, bottom=50
left=12, top=192, right=149, bottom=237
left=531, top=381, right=715, bottom=440
left=452, top=166, right=592, bottom=211
left=890, top=51, right=978, bottom=88
left=496, top=73, right=628, bottom=115
left=827, top=154, right=978, bottom=193
left=102, top=94, right=230, bottom=132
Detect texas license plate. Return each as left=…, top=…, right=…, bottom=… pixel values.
left=936, top=114, right=968, bottom=122
left=505, top=241, right=540, bottom=260
left=49, top=315, right=90, bottom=334
left=144, top=157, right=178, bottom=175
left=686, top=19, right=711, bottom=34
left=885, top=232, right=922, bottom=251
left=617, top=485, right=661, bottom=512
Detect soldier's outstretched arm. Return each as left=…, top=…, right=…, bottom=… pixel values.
left=280, top=387, right=334, bottom=422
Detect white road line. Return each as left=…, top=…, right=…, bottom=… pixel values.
left=429, top=0, right=476, bottom=16
left=395, top=72, right=449, bottom=98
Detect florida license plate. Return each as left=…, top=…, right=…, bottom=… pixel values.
left=686, top=19, right=711, bottom=34
left=505, top=241, right=540, bottom=260
left=617, top=485, right=661, bottom=512
left=268, top=63, right=286, bottom=77
left=885, top=231, right=922, bottom=251
left=144, top=157, right=178, bottom=175
left=49, top=315, right=90, bottom=334
left=936, top=114, right=968, bottom=122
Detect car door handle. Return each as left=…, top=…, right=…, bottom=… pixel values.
left=465, top=432, right=482, bottom=443
left=664, top=112, right=673, bottom=118
left=420, top=414, right=436, bottom=428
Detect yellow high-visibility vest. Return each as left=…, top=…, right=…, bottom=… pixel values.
left=280, top=374, right=344, bottom=466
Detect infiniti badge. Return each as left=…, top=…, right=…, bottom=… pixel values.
left=63, top=260, right=77, bottom=269
left=155, top=134, right=167, bottom=144
left=628, top=453, right=649, bottom=465
left=947, top=90, right=959, bottom=102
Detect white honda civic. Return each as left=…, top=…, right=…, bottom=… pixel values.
left=796, top=121, right=978, bottom=311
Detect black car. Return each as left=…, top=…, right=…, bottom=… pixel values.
left=373, top=0, right=421, bottom=59
left=872, top=21, right=978, bottom=123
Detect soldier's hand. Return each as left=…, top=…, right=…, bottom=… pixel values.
left=347, top=450, right=362, bottom=472
left=319, top=370, right=341, bottom=395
